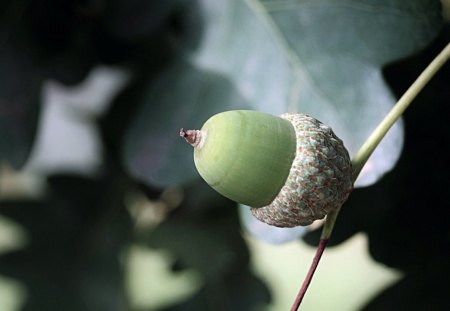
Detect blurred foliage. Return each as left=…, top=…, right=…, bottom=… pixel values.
left=0, top=173, right=132, bottom=311
left=0, top=0, right=448, bottom=310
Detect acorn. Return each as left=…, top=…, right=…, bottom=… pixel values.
left=181, top=110, right=353, bottom=227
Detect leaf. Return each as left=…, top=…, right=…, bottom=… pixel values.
left=123, top=0, right=442, bottom=188
left=142, top=181, right=248, bottom=279
left=239, top=204, right=307, bottom=244
left=141, top=181, right=271, bottom=310
left=0, top=46, right=42, bottom=168
left=26, top=67, right=129, bottom=175
left=361, top=269, right=450, bottom=311
left=160, top=271, right=271, bottom=311
left=190, top=0, right=443, bottom=187
left=0, top=174, right=132, bottom=311
left=98, top=0, right=187, bottom=41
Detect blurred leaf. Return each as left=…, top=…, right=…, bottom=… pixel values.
left=98, top=0, right=191, bottom=42
left=143, top=181, right=247, bottom=279
left=160, top=270, right=270, bottom=311
left=0, top=0, right=87, bottom=168
left=26, top=67, right=131, bottom=175
left=147, top=219, right=245, bottom=279
left=87, top=0, right=194, bottom=64
left=141, top=181, right=271, bottom=310
left=239, top=204, right=307, bottom=245
left=362, top=266, right=450, bottom=310
left=0, top=47, right=42, bottom=168
left=0, top=174, right=132, bottom=311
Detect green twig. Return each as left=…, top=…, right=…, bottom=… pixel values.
left=291, top=41, right=450, bottom=311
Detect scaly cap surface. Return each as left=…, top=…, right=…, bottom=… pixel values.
left=251, top=113, right=353, bottom=227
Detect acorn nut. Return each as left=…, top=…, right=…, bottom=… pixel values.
left=181, top=110, right=353, bottom=228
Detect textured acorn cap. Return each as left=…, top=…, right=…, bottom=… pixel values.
left=251, top=113, right=353, bottom=227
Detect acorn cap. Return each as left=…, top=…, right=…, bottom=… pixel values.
left=251, top=113, right=353, bottom=227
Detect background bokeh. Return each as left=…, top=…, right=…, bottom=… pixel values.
left=1, top=1, right=449, bottom=310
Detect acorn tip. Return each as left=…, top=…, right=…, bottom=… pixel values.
left=180, top=128, right=200, bottom=146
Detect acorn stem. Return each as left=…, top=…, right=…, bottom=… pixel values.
left=291, top=41, right=450, bottom=311
left=290, top=239, right=328, bottom=311
left=180, top=128, right=205, bottom=148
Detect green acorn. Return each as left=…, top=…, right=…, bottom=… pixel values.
left=181, top=110, right=353, bottom=227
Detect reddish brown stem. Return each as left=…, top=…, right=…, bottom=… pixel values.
left=180, top=128, right=201, bottom=146
left=290, top=238, right=329, bottom=311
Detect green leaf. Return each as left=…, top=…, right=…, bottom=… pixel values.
left=139, top=181, right=271, bottom=310
left=190, top=0, right=443, bottom=187
left=141, top=181, right=247, bottom=279
left=124, top=0, right=442, bottom=187
left=0, top=174, right=132, bottom=311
